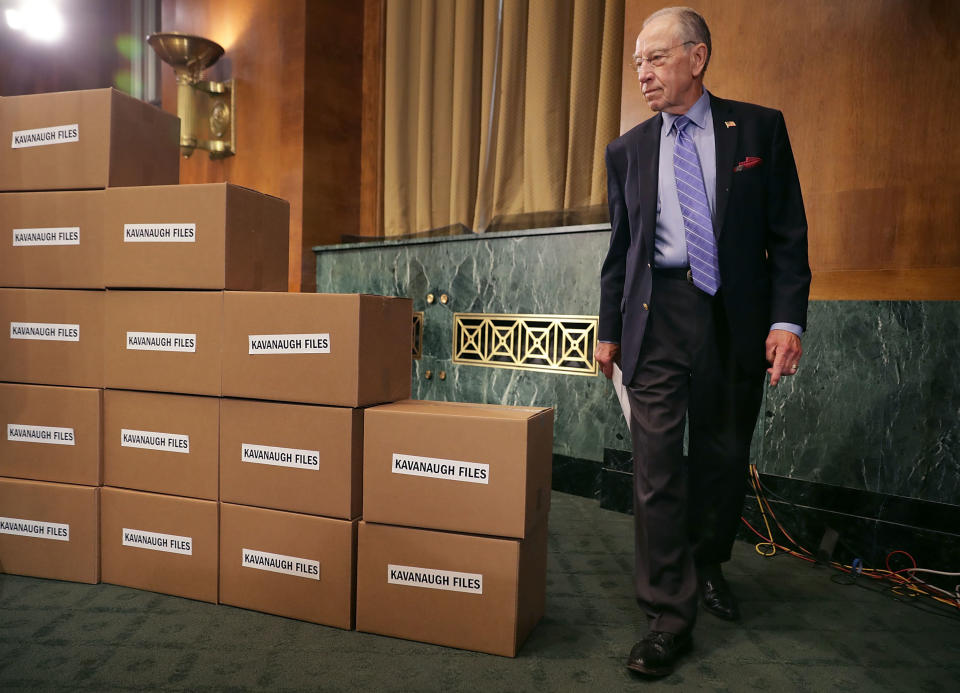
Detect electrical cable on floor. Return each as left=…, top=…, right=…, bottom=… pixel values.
left=741, top=465, right=960, bottom=614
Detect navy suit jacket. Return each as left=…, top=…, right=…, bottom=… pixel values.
left=599, top=93, right=811, bottom=384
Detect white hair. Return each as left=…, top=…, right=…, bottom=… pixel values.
left=642, top=6, right=712, bottom=75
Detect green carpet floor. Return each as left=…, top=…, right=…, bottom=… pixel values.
left=1, top=491, right=958, bottom=691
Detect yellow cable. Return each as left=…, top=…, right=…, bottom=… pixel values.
left=747, top=465, right=960, bottom=612
left=749, top=466, right=777, bottom=557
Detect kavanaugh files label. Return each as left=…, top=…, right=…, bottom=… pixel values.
left=11, top=124, right=79, bottom=148
left=10, top=322, right=79, bottom=342
left=123, top=223, right=196, bottom=242
left=126, top=331, right=196, bottom=352
left=248, top=334, right=330, bottom=355
left=13, top=227, right=80, bottom=246
left=121, top=429, right=190, bottom=454
left=391, top=453, right=490, bottom=485
left=242, top=548, right=320, bottom=581
left=241, top=443, right=320, bottom=471
left=0, top=516, right=70, bottom=541
left=387, top=564, right=483, bottom=595
left=7, top=423, right=75, bottom=446
left=122, top=528, right=192, bottom=555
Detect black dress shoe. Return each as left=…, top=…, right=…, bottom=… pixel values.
left=698, top=568, right=741, bottom=621
left=626, top=631, right=693, bottom=677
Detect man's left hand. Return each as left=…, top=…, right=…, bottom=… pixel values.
left=765, top=329, right=802, bottom=387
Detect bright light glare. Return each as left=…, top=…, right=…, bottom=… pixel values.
left=5, top=2, right=65, bottom=42
left=5, top=9, right=25, bottom=30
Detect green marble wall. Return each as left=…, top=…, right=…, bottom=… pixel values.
left=763, top=300, right=960, bottom=505
left=316, top=226, right=632, bottom=463
left=315, top=227, right=960, bottom=507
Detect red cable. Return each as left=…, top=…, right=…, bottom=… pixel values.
left=743, top=481, right=957, bottom=607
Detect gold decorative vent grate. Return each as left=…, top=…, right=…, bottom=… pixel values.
left=412, top=312, right=424, bottom=359
left=453, top=313, right=598, bottom=376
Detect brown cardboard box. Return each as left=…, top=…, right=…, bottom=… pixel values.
left=221, top=292, right=412, bottom=407
left=0, top=288, right=105, bottom=387
left=0, top=88, right=179, bottom=192
left=355, top=520, right=547, bottom=657
left=363, top=400, right=554, bottom=538
left=0, top=478, right=100, bottom=584
left=104, top=290, right=223, bottom=396
left=220, top=398, right=361, bottom=518
left=103, top=390, right=219, bottom=500
left=100, top=487, right=218, bottom=602
left=0, top=190, right=105, bottom=288
left=0, top=383, right=102, bottom=485
left=103, top=184, right=289, bottom=290
left=219, top=503, right=357, bottom=628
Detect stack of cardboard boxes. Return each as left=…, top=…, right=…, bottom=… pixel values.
left=1, top=87, right=555, bottom=657
left=98, top=182, right=292, bottom=605
left=358, top=400, right=554, bottom=656
left=93, top=149, right=412, bottom=624
left=215, top=291, right=411, bottom=628
left=0, top=88, right=180, bottom=585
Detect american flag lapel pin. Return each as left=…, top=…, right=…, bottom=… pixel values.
left=724, top=120, right=736, bottom=128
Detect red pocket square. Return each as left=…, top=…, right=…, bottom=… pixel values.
left=734, top=156, right=762, bottom=172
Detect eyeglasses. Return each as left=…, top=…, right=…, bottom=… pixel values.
left=632, top=41, right=696, bottom=72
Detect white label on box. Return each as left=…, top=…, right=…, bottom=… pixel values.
left=123, top=223, right=196, bottom=243
left=10, top=322, right=79, bottom=341
left=7, top=423, right=75, bottom=446
left=248, top=333, right=330, bottom=355
left=122, top=528, right=192, bottom=555
left=241, top=443, right=320, bottom=470
left=12, top=227, right=80, bottom=246
left=242, top=548, right=321, bottom=580
left=11, top=123, right=79, bottom=148
left=391, top=453, right=490, bottom=485
left=126, top=331, right=197, bottom=352
left=121, top=428, right=190, bottom=454
left=387, top=564, right=483, bottom=595
left=0, top=516, right=70, bottom=541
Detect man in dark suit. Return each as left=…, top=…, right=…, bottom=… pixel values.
left=595, top=6, right=810, bottom=677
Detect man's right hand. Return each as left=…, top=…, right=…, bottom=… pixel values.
left=594, top=342, right=621, bottom=380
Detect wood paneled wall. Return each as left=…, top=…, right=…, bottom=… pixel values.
left=359, top=0, right=385, bottom=239
left=622, top=1, right=960, bottom=299
left=161, top=0, right=364, bottom=291
left=303, top=2, right=365, bottom=265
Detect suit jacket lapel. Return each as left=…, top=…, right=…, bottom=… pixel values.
left=635, top=114, right=661, bottom=253
left=711, top=94, right=737, bottom=238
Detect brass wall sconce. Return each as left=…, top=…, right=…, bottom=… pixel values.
left=146, top=32, right=236, bottom=159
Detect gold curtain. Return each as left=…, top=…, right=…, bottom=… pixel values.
left=383, top=0, right=624, bottom=236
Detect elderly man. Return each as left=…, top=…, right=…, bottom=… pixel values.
left=595, top=6, right=810, bottom=677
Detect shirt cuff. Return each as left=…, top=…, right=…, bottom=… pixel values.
left=598, top=340, right=620, bottom=345
left=770, top=322, right=803, bottom=338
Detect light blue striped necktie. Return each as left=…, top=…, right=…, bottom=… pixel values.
left=673, top=115, right=720, bottom=295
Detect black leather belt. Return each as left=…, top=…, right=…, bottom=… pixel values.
left=652, top=267, right=693, bottom=283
